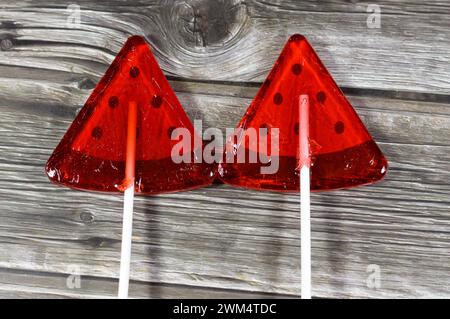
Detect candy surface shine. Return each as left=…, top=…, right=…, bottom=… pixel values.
left=219, top=34, right=388, bottom=192
left=46, top=36, right=215, bottom=194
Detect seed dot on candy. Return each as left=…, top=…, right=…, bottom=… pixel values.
left=129, top=66, right=140, bottom=78
left=294, top=122, right=299, bottom=135
left=317, top=91, right=326, bottom=103
left=167, top=126, right=176, bottom=138
left=292, top=64, right=302, bottom=75
left=151, top=95, right=163, bottom=108
left=108, top=96, right=119, bottom=108
left=335, top=121, right=345, bottom=134
left=273, top=93, right=283, bottom=105
left=91, top=126, right=103, bottom=139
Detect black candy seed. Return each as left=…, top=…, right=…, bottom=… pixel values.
left=108, top=96, right=119, bottom=108
left=151, top=95, right=163, bottom=108
left=91, top=126, right=103, bottom=139
left=294, top=122, right=299, bottom=135
left=317, top=91, right=326, bottom=104
left=292, top=64, right=302, bottom=75
left=335, top=121, right=345, bottom=134
left=167, top=126, right=176, bottom=139
left=273, top=93, right=283, bottom=105
left=129, top=66, right=140, bottom=78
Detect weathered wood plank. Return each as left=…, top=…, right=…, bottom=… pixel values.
left=0, top=268, right=287, bottom=299
left=0, top=0, right=450, bottom=95
left=0, top=87, right=449, bottom=298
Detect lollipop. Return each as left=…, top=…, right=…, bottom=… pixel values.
left=219, top=34, right=388, bottom=298
left=46, top=35, right=215, bottom=298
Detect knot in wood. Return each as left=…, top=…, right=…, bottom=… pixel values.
left=169, top=0, right=249, bottom=49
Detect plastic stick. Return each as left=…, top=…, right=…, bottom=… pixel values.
left=118, top=101, right=137, bottom=299
left=299, top=94, right=311, bottom=299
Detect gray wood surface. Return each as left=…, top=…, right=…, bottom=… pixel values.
left=0, top=0, right=449, bottom=299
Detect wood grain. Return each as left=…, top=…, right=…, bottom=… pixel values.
left=1, top=87, right=449, bottom=298
left=0, top=268, right=288, bottom=299
left=0, top=0, right=450, bottom=95
left=0, top=0, right=449, bottom=298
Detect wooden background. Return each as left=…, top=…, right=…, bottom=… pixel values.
left=0, top=0, right=449, bottom=298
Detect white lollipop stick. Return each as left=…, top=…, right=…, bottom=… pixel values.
left=118, top=101, right=137, bottom=299
left=299, top=95, right=311, bottom=299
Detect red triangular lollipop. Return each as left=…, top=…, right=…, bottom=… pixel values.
left=46, top=36, right=215, bottom=194
left=219, top=34, right=388, bottom=191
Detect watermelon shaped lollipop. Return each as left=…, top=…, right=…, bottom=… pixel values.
left=219, top=34, right=388, bottom=298
left=46, top=35, right=215, bottom=194
left=219, top=34, right=387, bottom=192
left=45, top=35, right=215, bottom=298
